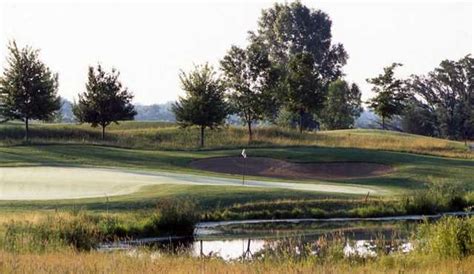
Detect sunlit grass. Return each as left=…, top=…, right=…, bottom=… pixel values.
left=0, top=122, right=470, bottom=158
left=0, top=249, right=471, bottom=273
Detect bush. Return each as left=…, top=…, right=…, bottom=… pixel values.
left=3, top=213, right=104, bottom=252
left=415, top=216, right=474, bottom=259
left=145, top=198, right=200, bottom=235
left=403, top=180, right=469, bottom=214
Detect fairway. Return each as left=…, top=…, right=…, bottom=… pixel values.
left=0, top=166, right=380, bottom=200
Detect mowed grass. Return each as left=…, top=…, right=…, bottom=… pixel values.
left=0, top=121, right=471, bottom=158
left=0, top=143, right=472, bottom=192
left=0, top=121, right=472, bottom=218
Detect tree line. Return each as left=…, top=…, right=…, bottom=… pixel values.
left=367, top=57, right=473, bottom=142
left=173, top=2, right=362, bottom=146
left=0, top=2, right=472, bottom=146
left=172, top=2, right=472, bottom=146
left=0, top=41, right=136, bottom=141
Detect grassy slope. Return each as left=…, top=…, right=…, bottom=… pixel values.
left=0, top=121, right=471, bottom=158
left=0, top=122, right=472, bottom=215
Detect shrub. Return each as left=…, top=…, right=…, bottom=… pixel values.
left=404, top=180, right=469, bottom=214
left=415, top=216, right=474, bottom=259
left=145, top=198, right=200, bottom=235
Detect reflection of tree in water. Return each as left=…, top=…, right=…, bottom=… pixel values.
left=147, top=236, right=195, bottom=255
left=215, top=220, right=417, bottom=240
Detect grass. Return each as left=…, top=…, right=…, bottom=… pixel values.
left=0, top=121, right=471, bottom=158
left=0, top=217, right=472, bottom=273
left=0, top=251, right=471, bottom=273
left=0, top=120, right=471, bottom=273
left=0, top=143, right=472, bottom=194
left=0, top=199, right=199, bottom=252
left=0, top=122, right=472, bottom=220
left=0, top=250, right=470, bottom=273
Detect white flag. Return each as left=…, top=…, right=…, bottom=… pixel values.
left=241, top=149, right=247, bottom=158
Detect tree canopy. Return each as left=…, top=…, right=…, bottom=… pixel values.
left=366, top=63, right=407, bottom=129
left=321, top=79, right=362, bottom=130
left=73, top=65, right=136, bottom=139
left=252, top=1, right=347, bottom=81
left=0, top=41, right=60, bottom=141
left=283, top=52, right=325, bottom=132
left=220, top=42, right=277, bottom=142
left=172, top=64, right=228, bottom=147
left=250, top=2, right=348, bottom=130
left=408, top=55, right=473, bottom=140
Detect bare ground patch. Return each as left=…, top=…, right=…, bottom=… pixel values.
left=189, top=157, right=393, bottom=180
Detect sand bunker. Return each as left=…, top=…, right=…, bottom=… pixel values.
left=190, top=157, right=393, bottom=180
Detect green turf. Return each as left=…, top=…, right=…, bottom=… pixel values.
left=0, top=144, right=472, bottom=190
left=0, top=122, right=472, bottom=216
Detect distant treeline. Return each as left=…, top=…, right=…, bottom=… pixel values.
left=57, top=98, right=381, bottom=129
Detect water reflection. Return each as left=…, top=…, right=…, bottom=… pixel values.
left=193, top=239, right=266, bottom=260
left=100, top=220, right=418, bottom=261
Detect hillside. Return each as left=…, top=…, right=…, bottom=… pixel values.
left=0, top=122, right=470, bottom=158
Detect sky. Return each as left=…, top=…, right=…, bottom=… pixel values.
left=0, top=0, right=472, bottom=105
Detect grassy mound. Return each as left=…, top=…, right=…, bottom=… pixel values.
left=0, top=121, right=470, bottom=158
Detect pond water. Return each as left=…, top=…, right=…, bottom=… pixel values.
left=99, top=212, right=471, bottom=261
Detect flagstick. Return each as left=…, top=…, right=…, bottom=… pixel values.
left=242, top=156, right=245, bottom=185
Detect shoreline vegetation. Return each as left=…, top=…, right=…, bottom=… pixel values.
left=0, top=216, right=472, bottom=273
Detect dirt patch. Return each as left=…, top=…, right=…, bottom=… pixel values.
left=190, top=157, right=393, bottom=180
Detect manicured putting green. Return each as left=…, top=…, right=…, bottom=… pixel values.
left=0, top=166, right=381, bottom=200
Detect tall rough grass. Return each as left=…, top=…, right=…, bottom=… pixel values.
left=0, top=217, right=472, bottom=273
left=415, top=216, right=473, bottom=259
left=0, top=199, right=199, bottom=252
left=206, top=182, right=472, bottom=221
left=0, top=122, right=470, bottom=158
left=0, top=250, right=471, bottom=273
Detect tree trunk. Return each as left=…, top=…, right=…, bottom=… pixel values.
left=25, top=118, right=29, bottom=142
left=247, top=121, right=253, bottom=143
left=299, top=110, right=304, bottom=134
left=101, top=125, right=106, bottom=140
left=200, top=126, right=205, bottom=148
left=382, top=116, right=385, bottom=130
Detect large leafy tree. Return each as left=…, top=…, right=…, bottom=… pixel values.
left=251, top=2, right=348, bottom=128
left=284, top=52, right=324, bottom=133
left=321, top=79, right=362, bottom=129
left=409, top=55, right=473, bottom=140
left=366, top=63, right=408, bottom=130
left=252, top=1, right=347, bottom=82
left=172, top=64, right=228, bottom=147
left=220, top=42, right=276, bottom=142
left=73, top=65, right=136, bottom=139
left=0, top=41, right=60, bottom=141
left=401, top=96, right=439, bottom=137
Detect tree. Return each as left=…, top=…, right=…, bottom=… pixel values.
left=409, top=55, right=473, bottom=140
left=220, top=42, right=276, bottom=142
left=401, top=97, right=438, bottom=136
left=252, top=1, right=347, bottom=82
left=172, top=64, right=228, bottom=147
left=251, top=2, right=348, bottom=130
left=284, top=52, right=324, bottom=133
left=366, top=63, right=407, bottom=130
left=73, top=65, right=136, bottom=139
left=0, top=41, right=60, bottom=141
left=321, top=79, right=362, bottom=129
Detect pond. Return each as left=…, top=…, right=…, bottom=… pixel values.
left=99, top=212, right=471, bottom=261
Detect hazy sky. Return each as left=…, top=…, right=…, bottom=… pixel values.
left=1, top=0, right=472, bottom=105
